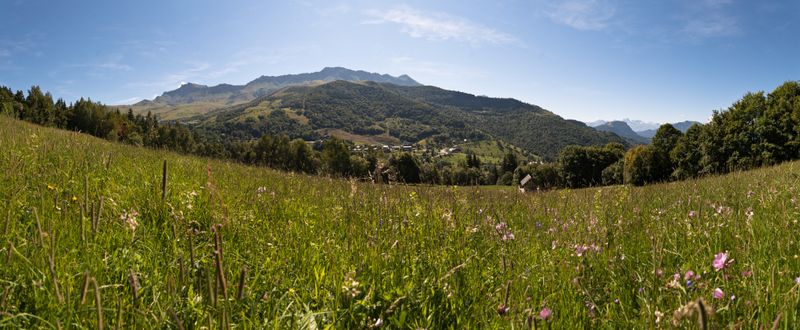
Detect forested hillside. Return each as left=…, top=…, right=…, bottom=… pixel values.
left=189, top=80, right=626, bottom=160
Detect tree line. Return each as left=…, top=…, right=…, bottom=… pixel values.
left=510, top=81, right=800, bottom=189
left=2, top=81, right=798, bottom=188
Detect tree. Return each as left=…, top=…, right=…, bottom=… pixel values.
left=670, top=124, right=704, bottom=180
left=501, top=152, right=518, bottom=173
left=624, top=146, right=658, bottom=186
left=558, top=143, right=624, bottom=188
left=394, top=153, right=421, bottom=183
left=650, top=124, right=683, bottom=182
left=321, top=138, right=352, bottom=177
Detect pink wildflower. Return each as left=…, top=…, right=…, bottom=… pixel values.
left=713, top=252, right=728, bottom=271
left=795, top=277, right=800, bottom=284
left=713, top=288, right=724, bottom=300
left=539, top=307, right=552, bottom=320
left=684, top=270, right=695, bottom=280
left=688, top=210, right=697, bottom=218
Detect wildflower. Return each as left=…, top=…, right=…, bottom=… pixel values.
left=713, top=252, right=728, bottom=271
left=502, top=232, right=515, bottom=241
left=745, top=208, right=754, bottom=221
left=47, top=183, right=55, bottom=190
left=655, top=269, right=664, bottom=277
left=684, top=270, right=695, bottom=280
left=256, top=186, right=267, bottom=195
left=539, top=307, right=552, bottom=320
left=495, top=222, right=507, bottom=232
left=342, top=272, right=361, bottom=298
left=688, top=211, right=697, bottom=218
left=575, top=245, right=589, bottom=257
left=120, top=210, right=140, bottom=231
left=795, top=277, right=800, bottom=284
left=655, top=310, right=663, bottom=324
left=71, top=196, right=78, bottom=203
left=730, top=295, right=736, bottom=301
left=713, top=288, right=724, bottom=300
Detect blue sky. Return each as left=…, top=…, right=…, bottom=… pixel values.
left=1, top=0, right=798, bottom=123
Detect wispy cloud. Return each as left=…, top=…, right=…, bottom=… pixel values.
left=206, top=47, right=306, bottom=79
left=388, top=56, right=488, bottom=80
left=124, top=61, right=211, bottom=94
left=65, top=53, right=133, bottom=79
left=365, top=6, right=521, bottom=46
left=114, top=96, right=144, bottom=105
left=545, top=0, right=617, bottom=31
left=294, top=1, right=351, bottom=17
left=680, top=0, right=738, bottom=39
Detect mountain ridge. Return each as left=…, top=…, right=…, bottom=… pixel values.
left=130, top=67, right=421, bottom=120
left=188, top=80, right=628, bottom=160
left=592, top=121, right=649, bottom=144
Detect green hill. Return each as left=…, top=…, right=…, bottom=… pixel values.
left=2, top=116, right=800, bottom=328
left=189, top=80, right=626, bottom=160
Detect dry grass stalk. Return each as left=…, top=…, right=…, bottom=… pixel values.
left=33, top=208, right=45, bottom=246
left=161, top=160, right=168, bottom=202
left=95, top=197, right=103, bottom=236
left=91, top=277, right=103, bottom=330
left=236, top=266, right=247, bottom=301
left=214, top=226, right=229, bottom=300
left=169, top=308, right=185, bottom=330
left=0, top=286, right=9, bottom=310
left=178, top=256, right=185, bottom=288
left=128, top=270, right=140, bottom=306
left=47, top=254, right=64, bottom=303
left=80, top=271, right=90, bottom=305
left=206, top=267, right=216, bottom=307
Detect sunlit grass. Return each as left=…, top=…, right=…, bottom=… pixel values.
left=1, top=116, right=799, bottom=328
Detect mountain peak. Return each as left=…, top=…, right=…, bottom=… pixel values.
left=138, top=67, right=422, bottom=108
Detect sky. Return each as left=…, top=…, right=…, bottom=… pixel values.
left=1, top=0, right=798, bottom=124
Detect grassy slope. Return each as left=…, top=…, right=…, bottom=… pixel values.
left=1, top=116, right=800, bottom=328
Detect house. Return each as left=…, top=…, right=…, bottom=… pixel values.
left=519, top=174, right=534, bottom=193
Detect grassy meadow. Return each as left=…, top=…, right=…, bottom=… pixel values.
left=2, top=115, right=800, bottom=328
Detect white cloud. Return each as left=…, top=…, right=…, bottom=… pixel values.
left=545, top=0, right=617, bottom=31
left=113, top=96, right=144, bottom=105
left=681, top=0, right=739, bottom=39
left=365, top=6, right=521, bottom=46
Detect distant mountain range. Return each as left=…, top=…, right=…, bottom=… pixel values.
left=131, top=67, right=632, bottom=159
left=590, top=119, right=702, bottom=143
left=592, top=121, right=650, bottom=144
left=130, top=67, right=421, bottom=120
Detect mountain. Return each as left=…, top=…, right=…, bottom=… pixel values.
left=129, top=67, right=421, bottom=120
left=636, top=120, right=702, bottom=138
left=586, top=119, right=660, bottom=132
left=593, top=121, right=649, bottom=144
left=187, top=80, right=627, bottom=160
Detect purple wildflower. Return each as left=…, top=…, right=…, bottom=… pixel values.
left=713, top=252, right=728, bottom=272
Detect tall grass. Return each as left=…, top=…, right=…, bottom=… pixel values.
left=1, top=116, right=799, bottom=328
